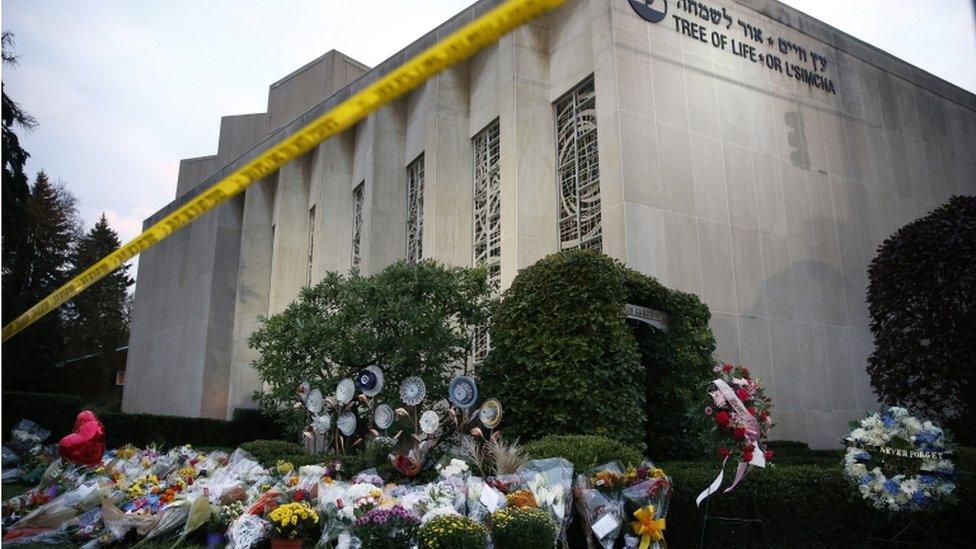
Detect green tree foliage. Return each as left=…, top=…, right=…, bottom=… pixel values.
left=867, top=195, right=976, bottom=444
left=478, top=250, right=715, bottom=455
left=64, top=213, right=134, bottom=368
left=2, top=30, right=38, bottom=330
left=249, top=260, right=493, bottom=435
left=2, top=172, right=80, bottom=389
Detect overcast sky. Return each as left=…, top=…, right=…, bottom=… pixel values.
left=2, top=0, right=975, bottom=254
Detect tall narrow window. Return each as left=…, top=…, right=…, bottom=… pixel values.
left=472, top=121, right=500, bottom=364
left=555, top=77, right=601, bottom=251
left=405, top=154, right=425, bottom=263
left=351, top=182, right=364, bottom=268
left=306, top=205, right=316, bottom=286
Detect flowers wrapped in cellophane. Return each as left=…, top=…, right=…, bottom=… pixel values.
left=574, top=461, right=626, bottom=549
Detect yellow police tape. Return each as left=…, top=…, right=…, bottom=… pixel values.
left=1, top=0, right=564, bottom=342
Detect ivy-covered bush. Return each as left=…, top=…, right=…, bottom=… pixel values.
left=523, top=434, right=643, bottom=471
left=249, top=260, right=492, bottom=436
left=867, top=195, right=976, bottom=444
left=478, top=250, right=714, bottom=454
left=621, top=268, right=715, bottom=458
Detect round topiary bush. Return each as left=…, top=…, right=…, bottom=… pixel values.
left=418, top=514, right=487, bottom=549
left=523, top=434, right=643, bottom=471
left=478, top=249, right=715, bottom=455
left=867, top=195, right=976, bottom=445
left=490, top=506, right=557, bottom=548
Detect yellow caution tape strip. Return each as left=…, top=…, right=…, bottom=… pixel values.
left=2, top=0, right=564, bottom=342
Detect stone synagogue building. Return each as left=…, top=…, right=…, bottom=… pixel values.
left=122, top=0, right=976, bottom=448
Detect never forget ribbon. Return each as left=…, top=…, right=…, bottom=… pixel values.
left=696, top=378, right=766, bottom=507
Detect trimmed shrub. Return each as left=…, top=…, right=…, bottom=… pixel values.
left=418, top=514, right=487, bottom=549
left=239, top=440, right=306, bottom=466
left=867, top=195, right=976, bottom=444
left=491, top=507, right=557, bottom=548
left=524, top=435, right=642, bottom=472
left=479, top=250, right=714, bottom=454
left=478, top=251, right=643, bottom=447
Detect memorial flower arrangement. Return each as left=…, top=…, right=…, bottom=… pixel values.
left=1, top=374, right=676, bottom=549
left=843, top=407, right=956, bottom=512
left=696, top=362, right=774, bottom=506
left=704, top=362, right=774, bottom=464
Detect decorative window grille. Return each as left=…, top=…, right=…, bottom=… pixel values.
left=306, top=205, right=316, bottom=286
left=351, top=182, right=364, bottom=268
left=471, top=121, right=501, bottom=364
left=405, top=155, right=425, bottom=263
left=554, top=77, right=602, bottom=251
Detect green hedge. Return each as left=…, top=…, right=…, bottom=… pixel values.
left=2, top=391, right=286, bottom=448
left=1, top=392, right=85, bottom=439
left=524, top=434, right=643, bottom=472
left=657, top=457, right=975, bottom=547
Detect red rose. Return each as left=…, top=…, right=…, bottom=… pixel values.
left=747, top=406, right=756, bottom=416
left=722, top=363, right=733, bottom=373
left=715, top=411, right=731, bottom=428
left=742, top=451, right=754, bottom=463
left=736, top=388, right=750, bottom=402
left=742, top=443, right=754, bottom=452
left=719, top=447, right=730, bottom=458
left=764, top=450, right=774, bottom=461
left=294, top=489, right=306, bottom=502
left=733, top=427, right=746, bottom=439
left=741, top=367, right=750, bottom=378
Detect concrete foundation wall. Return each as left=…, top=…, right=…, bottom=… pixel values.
left=124, top=0, right=976, bottom=447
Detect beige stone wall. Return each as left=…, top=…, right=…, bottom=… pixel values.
left=124, top=0, right=975, bottom=449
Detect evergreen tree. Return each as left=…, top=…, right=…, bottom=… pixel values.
left=1, top=172, right=80, bottom=390
left=65, top=214, right=134, bottom=369
left=2, top=30, right=38, bottom=328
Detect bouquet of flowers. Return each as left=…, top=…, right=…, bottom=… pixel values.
left=574, top=462, right=626, bottom=549
left=621, top=462, right=671, bottom=549
left=519, top=458, right=573, bottom=545
left=843, top=407, right=956, bottom=512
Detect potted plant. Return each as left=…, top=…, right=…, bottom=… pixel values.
left=350, top=505, right=420, bottom=548
left=267, top=501, right=319, bottom=549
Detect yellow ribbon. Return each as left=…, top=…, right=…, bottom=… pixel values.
left=631, top=505, right=666, bottom=549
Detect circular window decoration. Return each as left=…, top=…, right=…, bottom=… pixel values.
left=337, top=411, right=358, bottom=436
left=399, top=377, right=427, bottom=406
left=478, top=399, right=503, bottom=429
left=306, top=388, right=324, bottom=414
left=355, top=366, right=385, bottom=397
left=419, top=410, right=440, bottom=434
left=844, top=407, right=955, bottom=512
left=374, top=404, right=394, bottom=430
left=335, top=378, right=356, bottom=405
left=448, top=376, right=478, bottom=410
left=312, top=414, right=332, bottom=434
